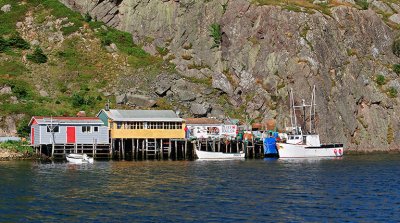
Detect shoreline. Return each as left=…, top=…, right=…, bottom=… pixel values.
left=1, top=148, right=399, bottom=161
left=0, top=149, right=37, bottom=161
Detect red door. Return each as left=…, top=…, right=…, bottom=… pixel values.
left=66, top=127, right=76, bottom=144
left=31, top=127, right=34, bottom=144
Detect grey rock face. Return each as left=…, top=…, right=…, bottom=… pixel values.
left=389, top=14, right=400, bottom=24
left=177, top=90, right=196, bottom=102
left=0, top=86, right=12, bottom=95
left=212, top=72, right=234, bottom=95
left=126, top=94, right=156, bottom=107
left=1, top=4, right=11, bottom=13
left=116, top=93, right=127, bottom=104
left=190, top=103, right=210, bottom=117
left=60, top=0, right=400, bottom=152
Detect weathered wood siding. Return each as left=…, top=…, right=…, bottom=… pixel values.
left=37, top=125, right=109, bottom=145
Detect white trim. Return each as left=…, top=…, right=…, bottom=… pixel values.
left=39, top=125, right=42, bottom=145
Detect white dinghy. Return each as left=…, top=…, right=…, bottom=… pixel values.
left=66, top=153, right=94, bottom=164
left=195, top=149, right=245, bottom=160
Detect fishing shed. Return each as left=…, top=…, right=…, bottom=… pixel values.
left=29, top=116, right=109, bottom=145
left=96, top=109, right=186, bottom=159
left=28, top=116, right=110, bottom=158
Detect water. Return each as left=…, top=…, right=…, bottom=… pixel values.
left=0, top=155, right=399, bottom=222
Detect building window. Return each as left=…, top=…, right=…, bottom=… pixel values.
left=164, top=122, right=170, bottom=129
left=177, top=122, right=182, bottom=129
left=117, top=122, right=122, bottom=129
left=46, top=126, right=59, bottom=133
left=94, top=127, right=99, bottom=132
left=82, top=126, right=91, bottom=133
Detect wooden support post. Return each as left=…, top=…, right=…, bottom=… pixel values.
left=184, top=139, right=187, bottom=160
left=225, top=141, right=228, bottom=153
left=92, top=139, right=95, bottom=158
left=131, top=139, right=134, bottom=161
left=122, top=138, right=125, bottom=160
left=168, top=139, right=172, bottom=160
left=212, top=139, right=215, bottom=152
left=110, top=139, right=113, bottom=159
left=218, top=140, right=221, bottom=152
left=175, top=140, right=178, bottom=160
left=236, top=141, right=239, bottom=153
left=136, top=139, right=139, bottom=160
left=252, top=139, right=255, bottom=159
left=142, top=140, right=145, bottom=160
left=145, top=139, right=149, bottom=160
left=160, top=139, right=163, bottom=160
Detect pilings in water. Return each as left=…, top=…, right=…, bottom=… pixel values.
left=35, top=138, right=266, bottom=160
left=111, top=138, right=265, bottom=161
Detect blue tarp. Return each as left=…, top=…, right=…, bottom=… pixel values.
left=264, top=137, right=278, bottom=155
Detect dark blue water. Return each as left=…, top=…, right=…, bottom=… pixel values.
left=1, top=154, right=399, bottom=222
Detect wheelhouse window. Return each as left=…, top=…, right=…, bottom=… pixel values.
left=82, top=126, right=91, bottom=133
left=94, top=126, right=99, bottom=132
left=46, top=126, right=59, bottom=132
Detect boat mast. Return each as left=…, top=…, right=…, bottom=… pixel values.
left=289, top=88, right=298, bottom=133
left=310, top=85, right=316, bottom=134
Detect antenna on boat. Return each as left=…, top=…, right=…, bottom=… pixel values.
left=310, top=85, right=316, bottom=134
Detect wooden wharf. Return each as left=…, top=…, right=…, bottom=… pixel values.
left=33, top=138, right=266, bottom=161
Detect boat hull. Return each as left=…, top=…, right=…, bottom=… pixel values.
left=195, top=150, right=245, bottom=160
left=66, top=154, right=94, bottom=164
left=277, top=143, right=343, bottom=158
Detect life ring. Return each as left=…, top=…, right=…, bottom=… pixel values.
left=338, top=149, right=342, bottom=155
left=334, top=149, right=337, bottom=154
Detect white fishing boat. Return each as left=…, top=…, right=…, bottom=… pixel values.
left=277, top=86, right=344, bottom=158
left=195, top=149, right=245, bottom=160
left=66, top=153, right=94, bottom=164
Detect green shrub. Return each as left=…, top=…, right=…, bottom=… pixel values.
left=7, top=35, right=30, bottom=50
left=209, top=23, right=222, bottom=48
left=27, top=47, right=48, bottom=64
left=393, top=64, right=400, bottom=74
left=388, top=87, right=398, bottom=98
left=11, top=84, right=29, bottom=99
left=17, top=118, right=30, bottom=137
left=84, top=12, right=92, bottom=22
left=355, top=0, right=369, bottom=10
left=0, top=37, right=9, bottom=52
left=376, top=74, right=385, bottom=86
left=393, top=39, right=400, bottom=57
left=71, top=93, right=85, bottom=108
left=156, top=46, right=169, bottom=56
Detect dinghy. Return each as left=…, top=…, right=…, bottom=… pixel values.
left=66, top=153, right=94, bottom=164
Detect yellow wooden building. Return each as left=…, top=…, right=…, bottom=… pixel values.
left=97, top=109, right=185, bottom=139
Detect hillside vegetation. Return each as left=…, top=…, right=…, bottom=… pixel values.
left=0, top=0, right=172, bottom=136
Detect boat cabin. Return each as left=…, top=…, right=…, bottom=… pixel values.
left=28, top=116, right=109, bottom=145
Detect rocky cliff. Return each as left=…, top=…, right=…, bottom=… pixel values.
left=47, top=0, right=400, bottom=151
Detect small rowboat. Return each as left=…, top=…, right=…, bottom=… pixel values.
left=66, top=153, right=94, bottom=164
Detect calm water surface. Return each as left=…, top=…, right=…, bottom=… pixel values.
left=0, top=154, right=399, bottom=222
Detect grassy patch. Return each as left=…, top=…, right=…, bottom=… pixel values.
left=376, top=74, right=386, bottom=86
left=0, top=141, right=33, bottom=154
left=0, top=61, right=27, bottom=76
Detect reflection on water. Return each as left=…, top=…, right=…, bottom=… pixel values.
left=1, top=154, right=400, bottom=222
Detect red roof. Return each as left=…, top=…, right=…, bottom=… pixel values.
left=185, top=118, right=222, bottom=125
left=29, top=116, right=102, bottom=126
left=32, top=116, right=100, bottom=121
